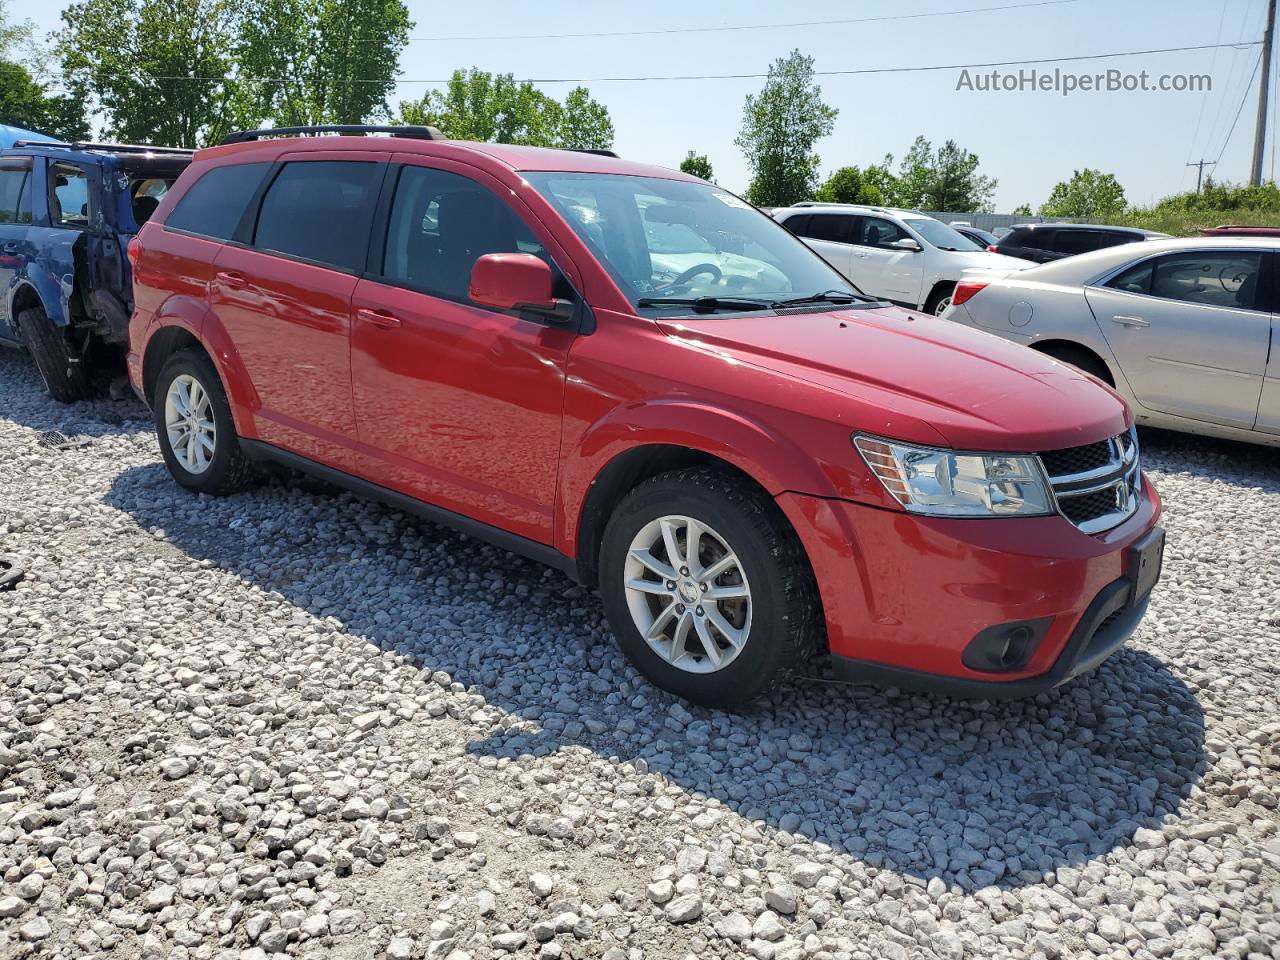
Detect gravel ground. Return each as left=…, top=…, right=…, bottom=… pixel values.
left=0, top=347, right=1277, bottom=960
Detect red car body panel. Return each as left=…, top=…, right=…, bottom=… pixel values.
left=127, top=134, right=1163, bottom=697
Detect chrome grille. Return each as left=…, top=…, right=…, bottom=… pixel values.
left=1038, top=428, right=1140, bottom=534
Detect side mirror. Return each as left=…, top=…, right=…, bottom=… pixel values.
left=469, top=253, right=575, bottom=324
left=889, top=238, right=921, bottom=252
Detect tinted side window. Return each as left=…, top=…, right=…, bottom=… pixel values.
left=1106, top=260, right=1154, bottom=294
left=253, top=162, right=381, bottom=271
left=780, top=214, right=809, bottom=236
left=382, top=165, right=546, bottom=303
left=1050, top=230, right=1104, bottom=255
left=856, top=216, right=909, bottom=248
left=1009, top=228, right=1047, bottom=249
left=1107, top=231, right=1143, bottom=246
left=167, top=162, right=272, bottom=240
left=795, top=213, right=851, bottom=243
left=49, top=163, right=91, bottom=227
left=1150, top=252, right=1263, bottom=310
left=0, top=166, right=31, bottom=224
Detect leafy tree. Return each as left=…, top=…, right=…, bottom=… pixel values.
left=1011, top=203, right=1033, bottom=216
left=398, top=69, right=613, bottom=150
left=816, top=165, right=888, bottom=205
left=1039, top=169, right=1127, bottom=219
left=0, top=60, right=88, bottom=140
left=0, top=0, right=33, bottom=61
left=236, top=0, right=412, bottom=126
left=893, top=136, right=996, bottom=212
left=679, top=151, right=714, bottom=181
left=736, top=50, right=837, bottom=207
left=57, top=0, right=245, bottom=147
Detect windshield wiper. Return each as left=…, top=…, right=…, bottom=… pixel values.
left=635, top=295, right=778, bottom=313
left=776, top=289, right=870, bottom=307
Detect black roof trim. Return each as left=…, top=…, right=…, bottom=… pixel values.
left=220, top=125, right=444, bottom=145
left=568, top=148, right=620, bottom=158
left=12, top=139, right=193, bottom=156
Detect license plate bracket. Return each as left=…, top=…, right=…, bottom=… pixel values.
left=1128, top=527, right=1164, bottom=604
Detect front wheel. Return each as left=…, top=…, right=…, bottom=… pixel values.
left=153, top=349, right=259, bottom=495
left=599, top=467, right=821, bottom=709
left=17, top=307, right=91, bottom=402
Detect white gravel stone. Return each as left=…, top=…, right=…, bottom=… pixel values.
left=0, top=355, right=1276, bottom=959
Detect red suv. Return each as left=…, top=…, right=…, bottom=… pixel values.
left=127, top=125, right=1164, bottom=708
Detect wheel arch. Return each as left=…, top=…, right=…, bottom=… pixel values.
left=1029, top=338, right=1117, bottom=387
left=9, top=279, right=62, bottom=330
left=924, top=279, right=957, bottom=313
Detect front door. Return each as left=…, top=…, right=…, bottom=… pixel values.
left=208, top=156, right=384, bottom=470
left=350, top=160, right=575, bottom=544
left=1085, top=249, right=1271, bottom=429
left=853, top=215, right=922, bottom=305
left=0, top=157, right=33, bottom=340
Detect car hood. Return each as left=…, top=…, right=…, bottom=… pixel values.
left=656, top=304, right=1130, bottom=451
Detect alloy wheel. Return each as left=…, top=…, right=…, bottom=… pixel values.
left=622, top=515, right=752, bottom=674
left=164, top=373, right=216, bottom=474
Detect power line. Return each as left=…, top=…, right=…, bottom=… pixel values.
left=1217, top=48, right=1264, bottom=166
left=141, top=40, right=1262, bottom=87
left=394, top=0, right=1080, bottom=42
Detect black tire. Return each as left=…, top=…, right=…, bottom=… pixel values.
left=17, top=307, right=91, bottom=402
left=1037, top=343, right=1114, bottom=386
left=153, top=349, right=259, bottom=495
left=598, top=466, right=821, bottom=709
left=924, top=283, right=956, bottom=316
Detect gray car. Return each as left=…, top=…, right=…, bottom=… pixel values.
left=944, top=237, right=1279, bottom=447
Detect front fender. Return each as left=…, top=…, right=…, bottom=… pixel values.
left=555, top=398, right=845, bottom=555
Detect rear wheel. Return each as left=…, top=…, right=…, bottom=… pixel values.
left=925, top=283, right=956, bottom=316
left=599, top=467, right=821, bottom=709
left=153, top=349, right=259, bottom=495
left=17, top=307, right=91, bottom=402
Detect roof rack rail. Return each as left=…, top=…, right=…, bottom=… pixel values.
left=569, top=148, right=619, bottom=158
left=220, top=124, right=443, bottom=145
left=10, top=139, right=194, bottom=155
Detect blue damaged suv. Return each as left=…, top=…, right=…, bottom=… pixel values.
left=0, top=139, right=191, bottom=400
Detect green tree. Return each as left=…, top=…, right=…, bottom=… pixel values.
left=1038, top=169, right=1127, bottom=219
left=57, top=0, right=244, bottom=147
left=894, top=136, right=996, bottom=212
left=736, top=50, right=837, bottom=207
left=1011, top=203, right=1033, bottom=216
left=679, top=151, right=714, bottom=181
left=0, top=0, right=33, bottom=61
left=237, top=0, right=412, bottom=126
left=0, top=60, right=88, bottom=140
left=816, top=165, right=889, bottom=205
left=398, top=69, right=613, bottom=149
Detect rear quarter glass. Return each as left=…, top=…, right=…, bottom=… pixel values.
left=165, top=162, right=273, bottom=240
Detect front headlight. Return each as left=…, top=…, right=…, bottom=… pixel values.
left=854, top=435, right=1054, bottom=518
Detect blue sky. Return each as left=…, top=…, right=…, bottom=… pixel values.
left=27, top=0, right=1273, bottom=210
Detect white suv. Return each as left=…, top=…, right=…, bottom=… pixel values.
left=772, top=203, right=1029, bottom=314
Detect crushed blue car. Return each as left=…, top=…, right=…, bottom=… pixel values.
left=0, top=139, right=192, bottom=400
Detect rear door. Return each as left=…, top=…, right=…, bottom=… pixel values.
left=852, top=215, right=922, bottom=304
left=1251, top=253, right=1280, bottom=435
left=209, top=153, right=384, bottom=471
left=1085, top=248, right=1270, bottom=428
left=0, top=157, right=33, bottom=341
left=783, top=213, right=856, bottom=280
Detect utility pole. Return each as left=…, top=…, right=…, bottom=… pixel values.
left=1251, top=0, right=1277, bottom=186
left=1187, top=159, right=1217, bottom=193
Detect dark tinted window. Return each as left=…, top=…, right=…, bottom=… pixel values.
left=855, top=216, right=909, bottom=248
left=382, top=165, right=545, bottom=302
left=1150, top=252, right=1263, bottom=310
left=1106, top=231, right=1143, bottom=246
left=0, top=165, right=32, bottom=224
left=1003, top=227, right=1044, bottom=248
left=794, top=213, right=851, bottom=243
left=253, top=162, right=381, bottom=271
left=167, top=162, right=272, bottom=240
left=1049, top=230, right=1104, bottom=255
left=1106, top=260, right=1154, bottom=294
left=780, top=214, right=809, bottom=235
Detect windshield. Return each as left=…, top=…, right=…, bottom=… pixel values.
left=525, top=173, right=859, bottom=311
left=905, top=218, right=977, bottom=252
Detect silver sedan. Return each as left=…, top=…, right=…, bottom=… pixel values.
left=944, top=237, right=1279, bottom=447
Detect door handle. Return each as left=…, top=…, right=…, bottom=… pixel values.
left=356, top=307, right=401, bottom=329
left=1112, top=315, right=1149, bottom=328
left=215, top=270, right=247, bottom=289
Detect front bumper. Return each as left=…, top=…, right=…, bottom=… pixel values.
left=776, top=474, right=1162, bottom=698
